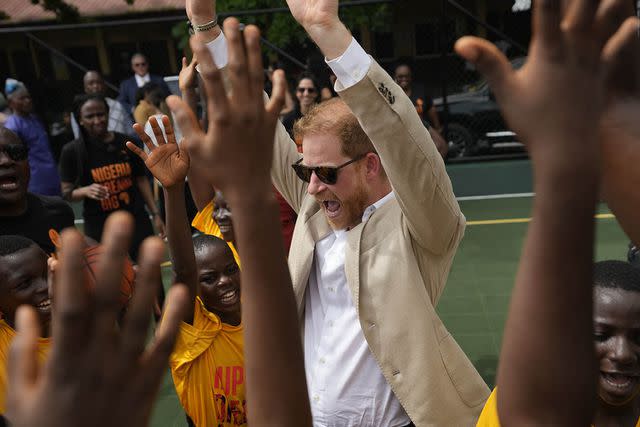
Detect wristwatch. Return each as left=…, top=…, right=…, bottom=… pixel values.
left=188, top=17, right=218, bottom=34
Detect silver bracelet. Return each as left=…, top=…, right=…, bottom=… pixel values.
left=189, top=17, right=218, bottom=34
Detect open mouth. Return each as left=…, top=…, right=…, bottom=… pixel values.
left=601, top=371, right=639, bottom=394
left=218, top=288, right=239, bottom=306
left=321, top=200, right=341, bottom=218
left=0, top=176, right=18, bottom=191
left=36, top=298, right=52, bottom=312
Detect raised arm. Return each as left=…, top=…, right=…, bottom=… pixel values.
left=126, top=116, right=198, bottom=324
left=285, top=0, right=463, bottom=254
left=186, top=0, right=307, bottom=212
left=598, top=9, right=640, bottom=244
left=6, top=212, right=188, bottom=427
left=167, top=18, right=311, bottom=426
left=455, top=1, right=635, bottom=424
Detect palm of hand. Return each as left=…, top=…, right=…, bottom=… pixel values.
left=497, top=56, right=603, bottom=151
left=186, top=0, right=215, bottom=20
left=145, top=143, right=189, bottom=188
left=286, top=0, right=337, bottom=27
left=189, top=117, right=273, bottom=191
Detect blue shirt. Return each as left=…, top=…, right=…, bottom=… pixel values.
left=5, top=114, right=61, bottom=196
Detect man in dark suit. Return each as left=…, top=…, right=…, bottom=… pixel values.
left=117, top=53, right=170, bottom=114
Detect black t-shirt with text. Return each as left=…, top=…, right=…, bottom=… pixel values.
left=0, top=193, right=75, bottom=254
left=59, top=133, right=147, bottom=222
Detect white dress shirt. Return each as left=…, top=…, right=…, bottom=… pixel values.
left=134, top=73, right=151, bottom=88
left=206, top=33, right=410, bottom=426
left=304, top=192, right=410, bottom=427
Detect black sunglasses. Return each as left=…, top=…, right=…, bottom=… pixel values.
left=0, top=144, right=28, bottom=161
left=292, top=154, right=367, bottom=185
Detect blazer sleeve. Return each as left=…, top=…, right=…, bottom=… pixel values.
left=269, top=106, right=307, bottom=214
left=338, top=60, right=465, bottom=255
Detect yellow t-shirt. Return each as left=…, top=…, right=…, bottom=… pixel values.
left=192, top=201, right=240, bottom=266
left=0, top=320, right=51, bottom=413
left=170, top=297, right=246, bottom=427
left=477, top=388, right=640, bottom=427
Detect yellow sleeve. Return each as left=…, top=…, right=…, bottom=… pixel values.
left=170, top=300, right=220, bottom=371
left=192, top=201, right=219, bottom=236
left=476, top=388, right=501, bottom=427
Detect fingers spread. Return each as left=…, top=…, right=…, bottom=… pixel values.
left=454, top=36, right=514, bottom=101
left=595, top=0, right=636, bottom=45
left=140, top=284, right=189, bottom=390
left=133, top=123, right=156, bottom=153
left=149, top=116, right=166, bottom=146
left=118, top=237, right=164, bottom=367
left=563, top=0, right=601, bottom=33
left=50, top=228, right=89, bottom=377
left=93, top=212, right=134, bottom=339
left=126, top=141, right=148, bottom=162
left=162, top=115, right=177, bottom=145
left=166, top=95, right=201, bottom=148
left=602, top=17, right=640, bottom=95
left=8, top=306, right=41, bottom=399
left=225, top=18, right=250, bottom=102
left=244, top=25, right=266, bottom=103
left=190, top=37, right=230, bottom=129
left=533, top=0, right=564, bottom=56
left=265, top=69, right=287, bottom=121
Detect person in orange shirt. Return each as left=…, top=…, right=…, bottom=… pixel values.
left=128, top=117, right=245, bottom=426
left=0, top=235, right=51, bottom=415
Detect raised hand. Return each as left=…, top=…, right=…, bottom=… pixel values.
left=179, top=55, right=199, bottom=93
left=186, top=0, right=216, bottom=23
left=167, top=19, right=286, bottom=200
left=285, top=0, right=350, bottom=59
left=285, top=0, right=338, bottom=32
left=126, top=116, right=190, bottom=189
left=454, top=0, right=631, bottom=162
left=5, top=212, right=188, bottom=427
left=599, top=11, right=640, bottom=243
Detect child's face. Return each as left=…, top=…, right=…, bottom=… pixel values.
left=0, top=245, right=51, bottom=334
left=195, top=244, right=241, bottom=319
left=593, top=287, right=640, bottom=407
left=212, top=191, right=234, bottom=243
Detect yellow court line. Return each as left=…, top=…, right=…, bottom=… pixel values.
left=158, top=214, right=616, bottom=266
left=467, top=213, right=615, bottom=226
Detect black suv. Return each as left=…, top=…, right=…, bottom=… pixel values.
left=434, top=57, right=526, bottom=158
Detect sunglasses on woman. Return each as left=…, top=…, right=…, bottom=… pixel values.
left=0, top=144, right=28, bottom=161
left=297, top=87, right=317, bottom=94
left=291, top=154, right=367, bottom=185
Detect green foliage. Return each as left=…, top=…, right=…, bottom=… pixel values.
left=0, top=10, right=9, bottom=21
left=171, top=0, right=390, bottom=53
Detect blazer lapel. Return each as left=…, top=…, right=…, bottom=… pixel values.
left=291, top=208, right=333, bottom=316
left=345, top=222, right=364, bottom=313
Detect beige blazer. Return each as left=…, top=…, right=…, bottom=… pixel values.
left=271, top=60, right=490, bottom=427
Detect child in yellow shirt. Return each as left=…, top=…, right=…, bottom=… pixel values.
left=0, top=235, right=51, bottom=414
left=128, top=117, right=246, bottom=426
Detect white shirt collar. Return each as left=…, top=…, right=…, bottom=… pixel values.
left=362, top=191, right=395, bottom=223
left=135, top=73, right=150, bottom=87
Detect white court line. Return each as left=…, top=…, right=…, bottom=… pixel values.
left=456, top=192, right=534, bottom=201
left=71, top=193, right=536, bottom=225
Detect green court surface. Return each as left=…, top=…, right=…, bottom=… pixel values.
left=149, top=195, right=629, bottom=426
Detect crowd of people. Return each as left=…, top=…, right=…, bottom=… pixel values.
left=0, top=0, right=639, bottom=426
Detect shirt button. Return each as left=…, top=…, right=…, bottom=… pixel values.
left=328, top=320, right=334, bottom=327
left=313, top=395, right=319, bottom=402
left=328, top=287, right=334, bottom=292
left=319, top=357, right=326, bottom=365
